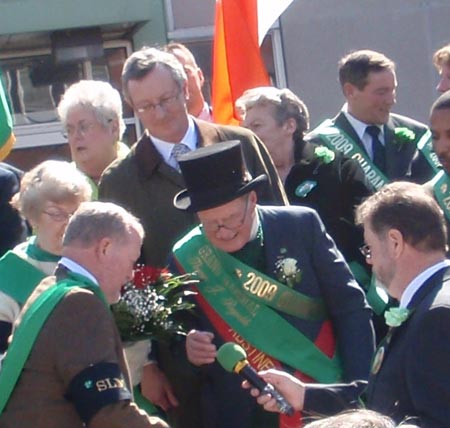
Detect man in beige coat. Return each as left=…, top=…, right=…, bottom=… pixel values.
left=0, top=202, right=169, bottom=428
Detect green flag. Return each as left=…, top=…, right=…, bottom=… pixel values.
left=0, top=75, right=15, bottom=160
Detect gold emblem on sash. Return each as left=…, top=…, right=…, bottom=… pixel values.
left=242, top=271, right=278, bottom=301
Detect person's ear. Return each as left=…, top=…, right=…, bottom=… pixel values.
left=387, top=229, right=404, bottom=258
left=27, top=215, right=39, bottom=231
left=283, top=118, right=297, bottom=136
left=248, top=190, right=258, bottom=207
left=343, top=82, right=357, bottom=99
left=96, top=237, right=112, bottom=261
left=110, top=118, right=120, bottom=138
left=197, top=67, right=205, bottom=87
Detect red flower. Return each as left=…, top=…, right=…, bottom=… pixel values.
left=132, top=265, right=170, bottom=289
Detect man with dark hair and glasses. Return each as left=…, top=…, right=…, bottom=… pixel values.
left=169, top=140, right=374, bottom=428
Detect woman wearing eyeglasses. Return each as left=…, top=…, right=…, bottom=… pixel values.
left=0, top=160, right=91, bottom=355
left=57, top=80, right=130, bottom=200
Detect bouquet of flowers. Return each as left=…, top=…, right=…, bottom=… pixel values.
left=111, top=265, right=197, bottom=343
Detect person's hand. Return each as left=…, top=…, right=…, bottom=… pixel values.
left=140, top=363, right=179, bottom=411
left=242, top=369, right=305, bottom=412
left=185, top=329, right=216, bottom=366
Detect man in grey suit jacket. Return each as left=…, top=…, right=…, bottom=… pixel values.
left=306, top=50, right=438, bottom=186
left=247, top=182, right=450, bottom=428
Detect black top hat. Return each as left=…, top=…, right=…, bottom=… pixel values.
left=173, top=140, right=267, bottom=212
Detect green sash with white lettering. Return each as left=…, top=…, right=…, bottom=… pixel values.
left=417, top=130, right=441, bottom=174
left=173, top=226, right=342, bottom=383
left=0, top=273, right=106, bottom=414
left=313, top=119, right=388, bottom=190
left=433, top=170, right=450, bottom=222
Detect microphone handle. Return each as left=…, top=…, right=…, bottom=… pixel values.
left=240, top=365, right=295, bottom=416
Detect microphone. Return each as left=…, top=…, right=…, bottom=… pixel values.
left=216, top=342, right=295, bottom=416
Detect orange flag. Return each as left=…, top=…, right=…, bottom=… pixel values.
left=212, top=0, right=293, bottom=125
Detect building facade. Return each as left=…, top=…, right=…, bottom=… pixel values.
left=1, top=0, right=449, bottom=170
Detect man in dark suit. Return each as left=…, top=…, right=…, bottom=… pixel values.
left=98, top=47, right=287, bottom=425
left=247, top=181, right=450, bottom=428
left=171, top=141, right=374, bottom=428
left=0, top=162, right=27, bottom=257
left=306, top=50, right=438, bottom=186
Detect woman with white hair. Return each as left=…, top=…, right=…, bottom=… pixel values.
left=57, top=80, right=129, bottom=199
left=0, top=160, right=91, bottom=355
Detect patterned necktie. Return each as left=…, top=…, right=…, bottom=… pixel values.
left=171, top=143, right=191, bottom=171
left=366, top=126, right=386, bottom=172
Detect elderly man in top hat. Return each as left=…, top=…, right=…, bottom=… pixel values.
left=168, top=140, right=375, bottom=428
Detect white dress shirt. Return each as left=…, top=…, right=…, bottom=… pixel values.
left=400, top=259, right=450, bottom=308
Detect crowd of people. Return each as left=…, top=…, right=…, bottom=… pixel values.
left=0, top=41, right=450, bottom=428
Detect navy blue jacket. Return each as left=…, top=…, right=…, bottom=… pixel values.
left=305, top=265, right=450, bottom=428
left=366, top=266, right=450, bottom=427
left=164, top=205, right=375, bottom=428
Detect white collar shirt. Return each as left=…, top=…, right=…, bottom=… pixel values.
left=400, top=259, right=450, bottom=308
left=59, top=256, right=99, bottom=286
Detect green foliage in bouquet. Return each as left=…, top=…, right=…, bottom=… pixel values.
left=111, top=266, right=197, bottom=343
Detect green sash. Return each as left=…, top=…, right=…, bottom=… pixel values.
left=348, top=261, right=389, bottom=316
left=433, top=170, right=450, bottom=222
left=0, top=251, right=46, bottom=305
left=173, top=227, right=342, bottom=383
left=417, top=130, right=441, bottom=174
left=25, top=236, right=60, bottom=263
left=0, top=273, right=105, bottom=414
left=313, top=119, right=388, bottom=190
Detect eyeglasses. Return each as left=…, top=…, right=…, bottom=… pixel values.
left=42, top=210, right=73, bottom=222
left=359, top=244, right=372, bottom=259
left=63, top=121, right=97, bottom=139
left=135, top=90, right=181, bottom=114
left=202, top=197, right=250, bottom=234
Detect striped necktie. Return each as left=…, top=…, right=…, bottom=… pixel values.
left=171, top=143, right=191, bottom=171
